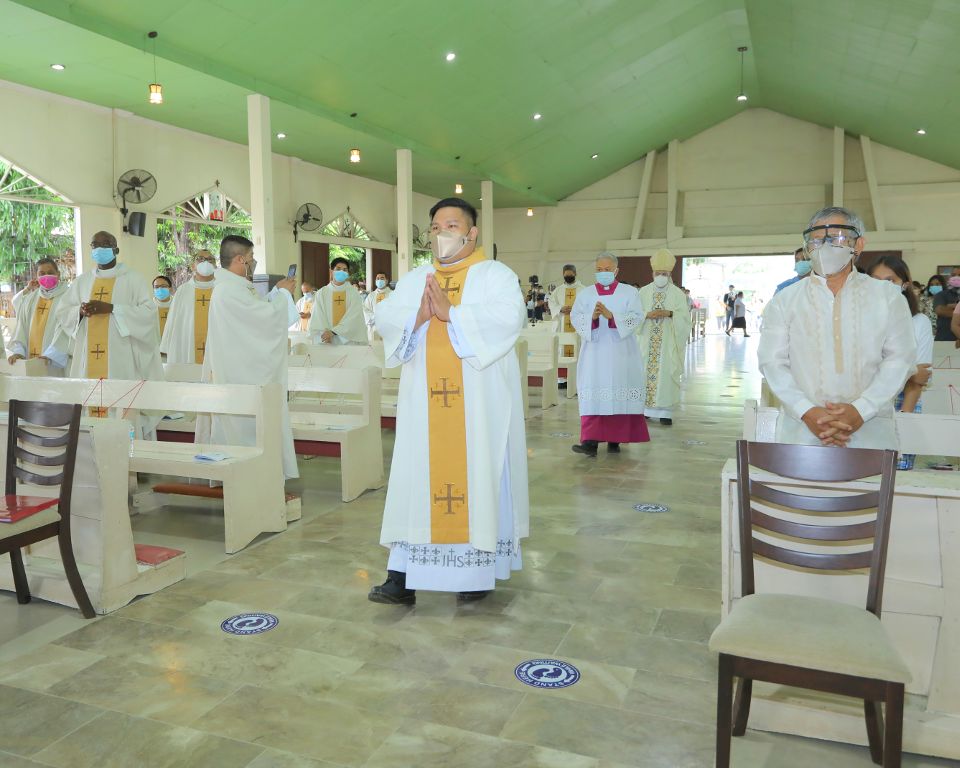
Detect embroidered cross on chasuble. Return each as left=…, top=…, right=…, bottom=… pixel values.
left=28, top=298, right=53, bottom=357
left=194, top=287, right=213, bottom=364
left=332, top=291, right=347, bottom=326
left=426, top=248, right=486, bottom=544
left=157, top=306, right=170, bottom=338
left=87, top=276, right=115, bottom=416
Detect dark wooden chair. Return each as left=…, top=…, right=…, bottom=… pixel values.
left=0, top=400, right=94, bottom=618
left=709, top=440, right=908, bottom=767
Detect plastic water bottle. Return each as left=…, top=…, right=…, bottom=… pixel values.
left=128, top=424, right=136, bottom=458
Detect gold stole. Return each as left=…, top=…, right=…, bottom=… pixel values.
left=194, top=286, right=213, bottom=364
left=562, top=286, right=577, bottom=356
left=427, top=248, right=486, bottom=543
left=376, top=291, right=387, bottom=303
left=28, top=296, right=53, bottom=357
left=157, top=305, right=170, bottom=338
left=87, top=277, right=114, bottom=417
left=299, top=299, right=313, bottom=332
left=331, top=289, right=347, bottom=327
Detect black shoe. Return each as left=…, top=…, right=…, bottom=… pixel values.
left=743, top=334, right=750, bottom=337
left=607, top=443, right=620, bottom=453
left=457, top=590, right=490, bottom=602
left=572, top=441, right=598, bottom=457
left=368, top=570, right=416, bottom=605
left=660, top=418, right=673, bottom=426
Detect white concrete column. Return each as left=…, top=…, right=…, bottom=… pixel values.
left=481, top=180, right=494, bottom=256
left=833, top=126, right=845, bottom=207
left=120, top=216, right=158, bottom=283
left=396, top=149, right=413, bottom=277
left=247, top=94, right=275, bottom=274
left=365, top=247, right=374, bottom=288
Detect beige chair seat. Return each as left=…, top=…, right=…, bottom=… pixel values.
left=0, top=508, right=60, bottom=539
left=709, top=593, right=910, bottom=684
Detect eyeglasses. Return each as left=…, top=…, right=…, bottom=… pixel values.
left=802, top=224, right=861, bottom=250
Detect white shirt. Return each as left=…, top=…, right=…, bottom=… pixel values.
left=758, top=271, right=916, bottom=448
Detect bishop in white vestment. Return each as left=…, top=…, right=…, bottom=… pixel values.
left=369, top=198, right=529, bottom=604
left=308, top=260, right=367, bottom=345
left=758, top=207, right=916, bottom=449
left=7, top=258, right=70, bottom=369
left=202, top=236, right=300, bottom=479
left=571, top=253, right=648, bottom=456
left=637, top=249, right=691, bottom=426
left=159, top=253, right=217, bottom=365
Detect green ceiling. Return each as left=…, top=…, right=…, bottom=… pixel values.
left=1, top=0, right=959, bottom=209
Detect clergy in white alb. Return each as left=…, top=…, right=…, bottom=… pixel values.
left=52, top=232, right=164, bottom=424
left=290, top=281, right=315, bottom=332
left=202, top=235, right=300, bottom=479
left=152, top=275, right=173, bottom=341
left=637, top=249, right=691, bottom=426
left=363, top=272, right=392, bottom=342
left=548, top=264, right=585, bottom=332
left=7, top=258, right=70, bottom=369
left=368, top=197, right=529, bottom=605
left=308, top=258, right=367, bottom=345
left=758, top=207, right=916, bottom=449
left=570, top=253, right=648, bottom=457
left=159, top=252, right=217, bottom=365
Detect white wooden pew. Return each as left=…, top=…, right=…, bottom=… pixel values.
left=0, top=418, right=186, bottom=614
left=557, top=331, right=580, bottom=398
left=733, top=401, right=960, bottom=758
left=287, top=366, right=385, bottom=502
left=0, top=316, right=17, bottom=346
left=0, top=377, right=289, bottom=554
left=916, top=368, right=960, bottom=415
left=520, top=330, right=559, bottom=410
left=0, top=357, right=52, bottom=377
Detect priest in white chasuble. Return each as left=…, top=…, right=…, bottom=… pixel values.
left=368, top=197, right=529, bottom=605
left=637, top=249, right=691, bottom=426
left=153, top=275, right=173, bottom=339
left=308, top=257, right=366, bottom=345
left=548, top=264, right=585, bottom=356
left=7, top=258, right=70, bottom=369
left=570, top=252, right=648, bottom=457
left=160, top=251, right=217, bottom=365
left=363, top=272, right=392, bottom=342
left=202, top=235, right=300, bottom=479
left=53, top=232, right=163, bottom=423
left=290, top=280, right=315, bottom=332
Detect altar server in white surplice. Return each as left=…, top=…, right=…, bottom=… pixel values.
left=363, top=272, right=392, bottom=342
left=637, top=248, right=691, bottom=426
left=759, top=207, right=915, bottom=449
left=368, top=197, right=529, bottom=605
left=160, top=251, right=217, bottom=365
left=571, top=252, right=649, bottom=457
left=308, top=258, right=367, bottom=345
left=202, top=235, right=299, bottom=479
left=53, top=231, right=163, bottom=389
left=7, top=258, right=70, bottom=369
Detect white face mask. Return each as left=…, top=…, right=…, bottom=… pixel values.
left=196, top=260, right=215, bottom=277
left=653, top=274, right=669, bottom=288
left=432, top=231, right=469, bottom=262
left=810, top=244, right=853, bottom=277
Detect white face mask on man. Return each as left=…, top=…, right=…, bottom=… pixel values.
left=809, top=243, right=853, bottom=277
left=653, top=274, right=669, bottom=288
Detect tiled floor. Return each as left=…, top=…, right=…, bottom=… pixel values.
left=0, top=333, right=956, bottom=767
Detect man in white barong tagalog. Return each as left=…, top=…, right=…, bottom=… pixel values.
left=570, top=252, right=649, bottom=456
left=369, top=197, right=529, bottom=605
left=202, top=235, right=300, bottom=479
left=7, top=257, right=70, bottom=370
left=758, top=206, right=916, bottom=449
left=308, top=257, right=367, bottom=345
left=53, top=231, right=163, bottom=426
left=637, top=249, right=691, bottom=426
left=159, top=251, right=217, bottom=365
left=363, top=272, right=392, bottom=342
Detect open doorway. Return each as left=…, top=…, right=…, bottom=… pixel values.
left=682, top=254, right=795, bottom=334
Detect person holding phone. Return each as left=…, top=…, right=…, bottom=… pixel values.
left=308, top=257, right=367, bottom=345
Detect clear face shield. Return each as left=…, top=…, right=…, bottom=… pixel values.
left=802, top=224, right=861, bottom=277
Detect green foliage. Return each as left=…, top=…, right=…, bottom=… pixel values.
left=329, top=245, right=366, bottom=282
left=412, top=249, right=432, bottom=268
left=156, top=206, right=252, bottom=282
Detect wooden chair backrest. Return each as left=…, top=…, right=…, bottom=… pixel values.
left=736, top=439, right=898, bottom=616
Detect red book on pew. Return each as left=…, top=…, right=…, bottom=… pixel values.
left=0, top=495, right=59, bottom=524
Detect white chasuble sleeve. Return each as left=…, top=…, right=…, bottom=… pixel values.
left=159, top=283, right=194, bottom=362
left=375, top=267, right=430, bottom=367
left=306, top=285, right=333, bottom=339
left=267, top=286, right=299, bottom=327
left=331, top=287, right=366, bottom=343
left=112, top=271, right=163, bottom=380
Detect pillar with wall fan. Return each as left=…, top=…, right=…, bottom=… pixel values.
left=116, top=169, right=157, bottom=237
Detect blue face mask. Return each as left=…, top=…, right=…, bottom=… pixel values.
left=595, top=271, right=615, bottom=287
left=375, top=279, right=387, bottom=290
left=929, top=285, right=943, bottom=295
left=91, top=247, right=116, bottom=265
left=795, top=260, right=812, bottom=276
left=154, top=287, right=170, bottom=301
left=333, top=269, right=349, bottom=284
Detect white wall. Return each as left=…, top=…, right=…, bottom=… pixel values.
left=494, top=109, right=960, bottom=287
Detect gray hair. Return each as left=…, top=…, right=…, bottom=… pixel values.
left=806, top=206, right=865, bottom=236
left=596, top=251, right=618, bottom=266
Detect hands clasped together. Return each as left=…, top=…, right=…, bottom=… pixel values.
left=414, top=273, right=454, bottom=329
left=801, top=402, right=865, bottom=447
left=592, top=301, right=613, bottom=321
